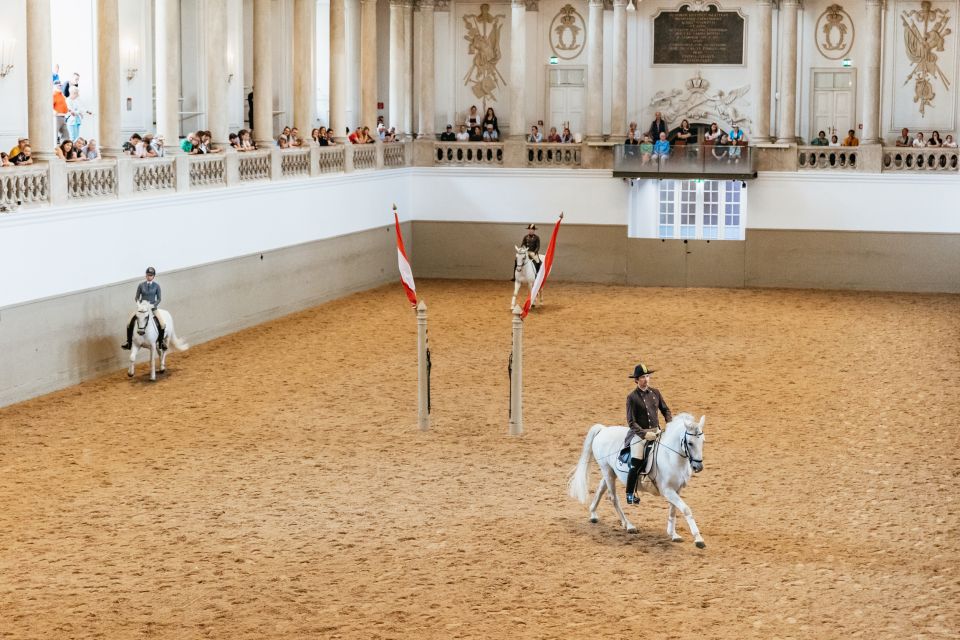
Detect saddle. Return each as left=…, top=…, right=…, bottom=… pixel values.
left=617, top=440, right=655, bottom=475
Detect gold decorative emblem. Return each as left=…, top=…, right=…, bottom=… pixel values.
left=815, top=4, right=854, bottom=60
left=463, top=4, right=507, bottom=103
left=550, top=5, right=586, bottom=61
left=902, top=1, right=952, bottom=116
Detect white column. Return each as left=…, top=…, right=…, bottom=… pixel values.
left=253, top=0, right=274, bottom=146
left=611, top=0, right=627, bottom=138
left=96, top=0, right=121, bottom=156
left=205, top=0, right=229, bottom=145
left=861, top=0, right=883, bottom=144
left=586, top=0, right=604, bottom=139
left=330, top=0, right=348, bottom=139
left=403, top=0, right=414, bottom=135
left=754, top=0, right=773, bottom=142
left=27, top=0, right=55, bottom=157
left=418, top=0, right=435, bottom=136
left=775, top=0, right=800, bottom=144
left=360, top=0, right=378, bottom=128
left=294, top=0, right=317, bottom=136
left=155, top=0, right=181, bottom=152
left=388, top=0, right=405, bottom=130
left=345, top=0, right=361, bottom=132
left=509, top=0, right=526, bottom=138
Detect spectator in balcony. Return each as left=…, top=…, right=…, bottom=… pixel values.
left=362, top=126, right=376, bottom=143
left=703, top=122, right=721, bottom=147
left=377, top=122, right=387, bottom=140
left=828, top=134, right=841, bottom=147
left=9, top=138, right=29, bottom=157
left=928, top=131, right=943, bottom=147
left=311, top=128, right=321, bottom=144
left=729, top=123, right=744, bottom=146
left=66, top=90, right=88, bottom=142
left=440, top=125, right=456, bottom=142
left=198, top=131, right=219, bottom=153
left=675, top=119, right=693, bottom=147
left=282, top=126, right=292, bottom=139
left=943, top=134, right=957, bottom=148
left=483, top=123, right=499, bottom=142
left=55, top=139, right=80, bottom=162
left=912, top=132, right=926, bottom=148
left=53, top=82, right=70, bottom=144
left=528, top=125, right=543, bottom=143
left=385, top=127, right=399, bottom=143
left=127, top=133, right=145, bottom=157
left=277, top=134, right=290, bottom=149
left=229, top=133, right=241, bottom=150
left=467, top=105, right=480, bottom=128
left=82, top=138, right=100, bottom=160
left=711, top=133, right=729, bottom=160
left=842, top=129, right=859, bottom=147
left=625, top=121, right=640, bottom=144
left=147, top=134, right=164, bottom=157
left=894, top=128, right=913, bottom=147
left=652, top=131, right=670, bottom=161
left=639, top=134, right=654, bottom=164
left=180, top=131, right=200, bottom=154
left=649, top=112, right=667, bottom=141
left=0, top=152, right=10, bottom=167
left=325, top=129, right=336, bottom=145
left=289, top=128, right=304, bottom=147
left=561, top=126, right=573, bottom=143
left=469, top=125, right=484, bottom=142
left=546, top=126, right=561, bottom=143
left=348, top=127, right=360, bottom=144
left=238, top=129, right=256, bottom=151
left=811, top=130, right=829, bottom=146
left=456, top=125, right=469, bottom=141
left=482, top=107, right=499, bottom=135
left=11, top=145, right=33, bottom=165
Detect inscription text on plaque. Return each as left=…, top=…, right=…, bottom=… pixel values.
left=653, top=5, right=745, bottom=66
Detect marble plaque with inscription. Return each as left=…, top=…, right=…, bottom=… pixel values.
left=653, top=6, right=745, bottom=65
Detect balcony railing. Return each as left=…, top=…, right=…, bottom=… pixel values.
left=797, top=146, right=859, bottom=170
left=353, top=145, right=377, bottom=170
left=383, top=142, right=407, bottom=168
left=317, top=146, right=345, bottom=174
left=882, top=147, right=960, bottom=171
left=133, top=157, right=177, bottom=193
left=0, top=165, right=49, bottom=208
left=66, top=160, right=117, bottom=200
left=238, top=149, right=271, bottom=182
left=527, top=143, right=582, bottom=167
left=280, top=147, right=311, bottom=178
left=613, top=144, right=756, bottom=178
left=189, top=154, right=227, bottom=188
left=434, top=142, right=504, bottom=166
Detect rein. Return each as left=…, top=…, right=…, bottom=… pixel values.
left=134, top=310, right=151, bottom=335
left=652, top=429, right=703, bottom=464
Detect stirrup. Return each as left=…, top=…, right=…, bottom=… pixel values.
left=626, top=493, right=639, bottom=505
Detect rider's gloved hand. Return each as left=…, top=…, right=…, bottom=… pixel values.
left=643, top=430, right=658, bottom=441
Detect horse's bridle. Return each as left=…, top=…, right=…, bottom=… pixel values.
left=515, top=251, right=528, bottom=273
left=680, top=429, right=704, bottom=465
left=134, top=308, right=152, bottom=336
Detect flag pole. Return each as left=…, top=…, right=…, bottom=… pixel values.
left=509, top=304, right=523, bottom=436
left=416, top=299, right=430, bottom=431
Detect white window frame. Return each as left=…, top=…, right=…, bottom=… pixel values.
left=657, top=179, right=745, bottom=240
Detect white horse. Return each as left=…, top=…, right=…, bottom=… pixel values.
left=568, top=413, right=707, bottom=548
left=511, top=245, right=544, bottom=310
left=128, top=300, right=189, bottom=381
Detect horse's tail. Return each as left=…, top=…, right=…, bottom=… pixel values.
left=170, top=335, right=190, bottom=351
left=568, top=424, right=604, bottom=504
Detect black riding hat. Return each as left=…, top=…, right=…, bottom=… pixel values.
left=527, top=224, right=537, bottom=230
left=145, top=267, right=156, bottom=275
left=629, top=363, right=655, bottom=378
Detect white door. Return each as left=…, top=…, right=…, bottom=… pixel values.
left=811, top=70, right=855, bottom=139
left=547, top=67, right=585, bottom=137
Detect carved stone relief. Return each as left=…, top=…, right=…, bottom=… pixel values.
left=902, top=0, right=952, bottom=116
left=462, top=3, right=507, bottom=104
left=815, top=4, right=855, bottom=60
left=550, top=4, right=587, bottom=61
left=648, top=71, right=753, bottom=131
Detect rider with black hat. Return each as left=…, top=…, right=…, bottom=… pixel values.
left=623, top=362, right=673, bottom=504
left=121, top=267, right=166, bottom=351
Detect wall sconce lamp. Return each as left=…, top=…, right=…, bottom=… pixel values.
left=0, top=39, right=15, bottom=78
left=625, top=0, right=636, bottom=12
left=124, top=44, right=139, bottom=81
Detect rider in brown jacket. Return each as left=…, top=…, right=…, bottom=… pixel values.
left=623, top=363, right=672, bottom=504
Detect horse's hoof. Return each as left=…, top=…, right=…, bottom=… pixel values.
left=626, top=526, right=638, bottom=534
left=159, top=369, right=166, bottom=374
left=589, top=516, right=598, bottom=524
left=695, top=540, right=706, bottom=549
left=127, top=371, right=134, bottom=378
left=672, top=535, right=683, bottom=543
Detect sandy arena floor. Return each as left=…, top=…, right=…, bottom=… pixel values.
left=0, top=280, right=958, bottom=639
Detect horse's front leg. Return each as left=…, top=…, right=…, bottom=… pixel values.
left=661, top=488, right=704, bottom=548
left=667, top=504, right=682, bottom=542
left=603, top=466, right=636, bottom=533
left=588, top=476, right=606, bottom=523
left=159, top=344, right=167, bottom=373
left=128, top=343, right=138, bottom=377
left=511, top=278, right=521, bottom=310
left=148, top=346, right=157, bottom=381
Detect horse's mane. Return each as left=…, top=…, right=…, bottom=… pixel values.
left=666, top=412, right=695, bottom=434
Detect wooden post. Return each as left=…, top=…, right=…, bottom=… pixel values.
left=417, top=300, right=429, bottom=431
left=509, top=305, right=523, bottom=435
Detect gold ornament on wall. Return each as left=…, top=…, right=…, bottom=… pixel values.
left=815, top=4, right=854, bottom=60
left=462, top=4, right=507, bottom=103
left=550, top=4, right=586, bottom=61
left=902, top=0, right=952, bottom=117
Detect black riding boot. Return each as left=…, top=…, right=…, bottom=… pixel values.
left=155, top=317, right=166, bottom=351
left=625, top=459, right=643, bottom=505
left=121, top=316, right=135, bottom=349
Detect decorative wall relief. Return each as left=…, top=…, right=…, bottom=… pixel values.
left=462, top=4, right=507, bottom=103
left=815, top=4, right=855, bottom=60
left=901, top=1, right=952, bottom=116
left=550, top=5, right=586, bottom=61
left=649, top=72, right=752, bottom=131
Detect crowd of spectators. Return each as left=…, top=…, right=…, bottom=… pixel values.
left=892, top=127, right=957, bottom=148
left=623, top=112, right=749, bottom=164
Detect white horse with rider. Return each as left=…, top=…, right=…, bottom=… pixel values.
left=127, top=300, right=189, bottom=381
left=511, top=245, right=544, bottom=310
left=568, top=413, right=707, bottom=548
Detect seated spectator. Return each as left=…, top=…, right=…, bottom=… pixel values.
left=711, top=134, right=729, bottom=160
left=56, top=139, right=80, bottom=162
left=289, top=128, right=304, bottom=147
left=277, top=134, right=290, bottom=149
left=928, top=131, right=943, bottom=147
left=625, top=121, right=640, bottom=144
left=0, top=152, right=10, bottom=167
left=11, top=144, right=33, bottom=165
left=912, top=132, right=926, bottom=148
left=546, top=126, right=561, bottom=143
left=482, top=107, right=499, bottom=135
left=811, top=130, right=829, bottom=146
left=483, top=123, right=499, bottom=142
left=440, top=125, right=456, bottom=142
left=455, top=125, right=469, bottom=142
left=560, top=126, right=573, bottom=143
left=639, top=134, right=654, bottom=164
left=181, top=132, right=200, bottom=154
left=828, top=134, right=841, bottom=147
left=894, top=128, right=913, bottom=147
left=468, top=125, right=483, bottom=142
left=82, top=138, right=100, bottom=160
left=9, top=138, right=29, bottom=157
left=943, top=134, right=957, bottom=148
left=527, top=125, right=542, bottom=143
left=466, top=105, right=479, bottom=128
left=652, top=132, right=670, bottom=161
left=704, top=122, right=721, bottom=146
left=842, top=129, right=859, bottom=146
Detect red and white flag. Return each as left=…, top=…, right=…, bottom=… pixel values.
left=394, top=206, right=418, bottom=307
left=521, top=213, right=563, bottom=319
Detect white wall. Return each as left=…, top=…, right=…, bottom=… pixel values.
left=0, top=0, right=28, bottom=153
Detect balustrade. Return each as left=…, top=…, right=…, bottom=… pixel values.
left=239, top=149, right=271, bottom=182
left=383, top=142, right=407, bottom=168
left=434, top=142, right=504, bottom=166
left=797, top=146, right=859, bottom=170
left=280, top=148, right=311, bottom=178
left=527, top=143, right=582, bottom=167
left=317, top=146, right=345, bottom=174
left=66, top=161, right=117, bottom=200
left=0, top=166, right=49, bottom=208
left=189, top=154, right=227, bottom=188
left=133, top=158, right=176, bottom=193
left=882, top=147, right=960, bottom=172
left=353, top=145, right=377, bottom=171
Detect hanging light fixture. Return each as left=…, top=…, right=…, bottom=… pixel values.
left=626, top=0, right=636, bottom=12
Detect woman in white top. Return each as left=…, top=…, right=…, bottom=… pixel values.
left=943, top=134, right=958, bottom=148
left=704, top=122, right=722, bottom=143
left=912, top=132, right=926, bottom=147
left=828, top=135, right=841, bottom=147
